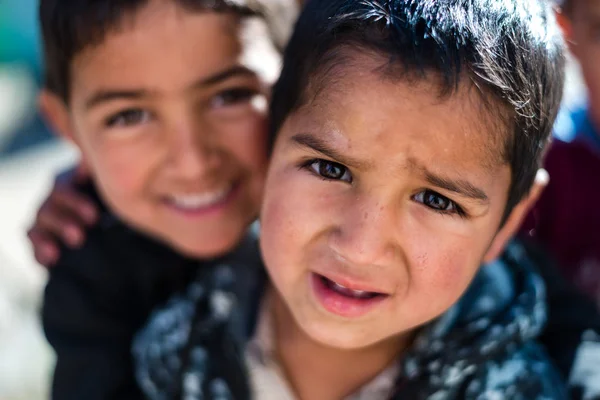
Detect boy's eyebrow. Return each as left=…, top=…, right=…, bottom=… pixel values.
left=189, top=65, right=257, bottom=89
left=290, top=133, right=371, bottom=169
left=85, top=89, right=149, bottom=110
left=85, top=66, right=256, bottom=110
left=421, top=169, right=489, bottom=203
left=291, top=133, right=489, bottom=202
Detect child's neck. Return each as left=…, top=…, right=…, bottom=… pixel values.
left=269, top=288, right=412, bottom=400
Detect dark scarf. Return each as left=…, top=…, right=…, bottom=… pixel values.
left=132, top=241, right=568, bottom=400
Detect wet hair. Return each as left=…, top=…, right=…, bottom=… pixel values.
left=39, top=0, right=291, bottom=103
left=270, top=0, right=565, bottom=214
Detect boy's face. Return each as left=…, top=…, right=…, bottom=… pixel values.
left=260, top=53, right=532, bottom=349
left=43, top=1, right=279, bottom=258
left=561, top=0, right=600, bottom=126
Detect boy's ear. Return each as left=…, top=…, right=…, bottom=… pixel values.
left=39, top=89, right=76, bottom=143
left=482, top=169, right=549, bottom=264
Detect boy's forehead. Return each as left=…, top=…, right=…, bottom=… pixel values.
left=71, top=9, right=237, bottom=81
left=69, top=4, right=278, bottom=101
left=299, top=51, right=508, bottom=170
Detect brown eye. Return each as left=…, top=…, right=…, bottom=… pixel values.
left=413, top=190, right=461, bottom=214
left=307, top=159, right=352, bottom=183
left=210, top=88, right=257, bottom=108
left=105, top=109, right=151, bottom=128
left=424, top=191, right=451, bottom=210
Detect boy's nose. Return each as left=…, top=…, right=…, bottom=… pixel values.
left=328, top=199, right=402, bottom=269
left=166, top=123, right=220, bottom=180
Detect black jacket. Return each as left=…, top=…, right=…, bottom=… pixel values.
left=43, top=184, right=213, bottom=400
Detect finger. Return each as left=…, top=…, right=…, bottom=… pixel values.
left=37, top=206, right=86, bottom=248
left=50, top=189, right=98, bottom=225
left=28, top=229, right=60, bottom=266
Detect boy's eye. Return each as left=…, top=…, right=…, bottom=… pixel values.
left=306, top=159, right=352, bottom=183
left=413, top=190, right=464, bottom=216
left=105, top=109, right=151, bottom=128
left=210, top=88, right=257, bottom=108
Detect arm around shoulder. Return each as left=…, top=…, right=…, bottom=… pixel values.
left=43, top=236, right=144, bottom=400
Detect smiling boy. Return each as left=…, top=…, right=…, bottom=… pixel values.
left=133, top=0, right=569, bottom=398
left=37, top=0, right=285, bottom=398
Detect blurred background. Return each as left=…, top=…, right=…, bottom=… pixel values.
left=1, top=1, right=77, bottom=399
left=0, top=1, right=589, bottom=399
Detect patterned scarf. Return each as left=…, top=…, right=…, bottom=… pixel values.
left=133, top=241, right=568, bottom=400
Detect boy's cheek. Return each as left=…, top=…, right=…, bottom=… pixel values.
left=263, top=170, right=315, bottom=240
left=405, top=230, right=481, bottom=292
left=80, top=142, right=151, bottom=204
left=261, top=167, right=334, bottom=261
left=389, top=255, right=479, bottom=332
left=224, top=115, right=270, bottom=163
left=418, top=247, right=478, bottom=295
left=397, top=218, right=489, bottom=319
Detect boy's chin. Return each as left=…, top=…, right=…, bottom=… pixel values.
left=166, top=230, right=247, bottom=260
left=297, top=314, right=397, bottom=351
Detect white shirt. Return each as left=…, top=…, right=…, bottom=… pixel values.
left=245, top=300, right=400, bottom=400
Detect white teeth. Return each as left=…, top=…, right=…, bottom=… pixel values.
left=169, top=185, right=231, bottom=209
left=325, top=278, right=378, bottom=299
left=332, top=282, right=369, bottom=297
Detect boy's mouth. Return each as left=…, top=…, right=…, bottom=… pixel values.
left=163, top=182, right=240, bottom=215
left=310, top=273, right=388, bottom=318
left=321, top=275, right=382, bottom=299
